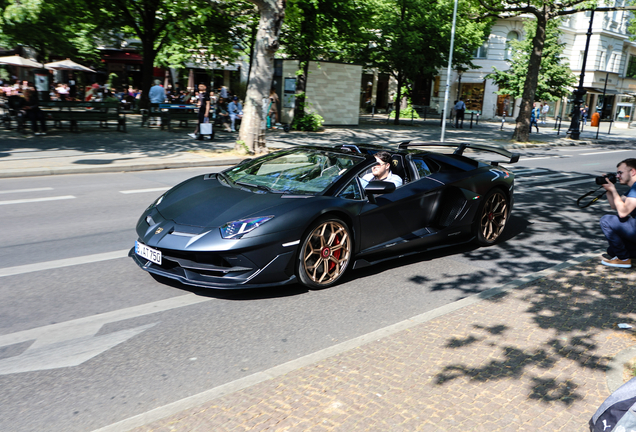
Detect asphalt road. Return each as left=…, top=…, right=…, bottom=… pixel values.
left=0, top=145, right=629, bottom=432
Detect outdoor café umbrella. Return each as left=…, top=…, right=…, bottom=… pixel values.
left=0, top=54, right=43, bottom=68
left=44, top=58, right=95, bottom=73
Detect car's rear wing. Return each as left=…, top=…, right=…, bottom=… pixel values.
left=398, top=141, right=520, bottom=165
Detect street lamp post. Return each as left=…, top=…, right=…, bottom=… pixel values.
left=568, top=10, right=595, bottom=140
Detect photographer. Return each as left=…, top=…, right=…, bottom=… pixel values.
left=600, top=158, right=636, bottom=268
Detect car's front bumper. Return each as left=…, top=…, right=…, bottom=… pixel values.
left=130, top=245, right=297, bottom=289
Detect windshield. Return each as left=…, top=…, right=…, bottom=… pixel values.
left=224, top=149, right=364, bottom=195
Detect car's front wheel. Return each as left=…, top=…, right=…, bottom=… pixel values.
left=297, top=218, right=352, bottom=289
left=475, top=189, right=509, bottom=246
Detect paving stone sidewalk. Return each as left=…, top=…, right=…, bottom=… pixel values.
left=2, top=114, right=635, bottom=179
left=125, top=258, right=636, bottom=432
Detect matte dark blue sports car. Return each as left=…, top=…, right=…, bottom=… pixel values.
left=131, top=142, right=519, bottom=289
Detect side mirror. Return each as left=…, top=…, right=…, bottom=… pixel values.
left=364, top=180, right=396, bottom=204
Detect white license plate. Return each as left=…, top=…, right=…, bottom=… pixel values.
left=135, top=241, right=162, bottom=265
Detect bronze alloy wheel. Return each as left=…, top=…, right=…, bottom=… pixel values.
left=477, top=189, right=509, bottom=245
left=298, top=219, right=351, bottom=288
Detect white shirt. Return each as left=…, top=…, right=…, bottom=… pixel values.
left=541, top=105, right=549, bottom=113
left=361, top=172, right=403, bottom=188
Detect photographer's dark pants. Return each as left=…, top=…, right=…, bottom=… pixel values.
left=600, top=214, right=636, bottom=259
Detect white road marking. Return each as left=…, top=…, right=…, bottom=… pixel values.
left=0, top=249, right=130, bottom=278
left=120, top=187, right=170, bottom=194
left=0, top=187, right=54, bottom=195
left=0, top=195, right=75, bottom=206
left=0, top=294, right=214, bottom=375
left=520, top=156, right=569, bottom=161
left=581, top=149, right=633, bottom=156
left=516, top=173, right=576, bottom=184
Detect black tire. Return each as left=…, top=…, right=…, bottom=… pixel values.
left=297, top=218, right=352, bottom=289
left=474, top=188, right=509, bottom=246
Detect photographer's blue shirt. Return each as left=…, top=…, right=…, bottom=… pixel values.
left=628, top=183, right=636, bottom=199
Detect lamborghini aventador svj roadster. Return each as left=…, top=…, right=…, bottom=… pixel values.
left=131, top=142, right=519, bottom=289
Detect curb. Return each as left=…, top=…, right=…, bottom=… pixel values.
left=0, top=158, right=244, bottom=179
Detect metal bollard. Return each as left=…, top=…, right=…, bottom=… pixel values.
left=440, top=110, right=444, bottom=127
left=476, top=112, right=479, bottom=126
left=501, top=113, right=506, bottom=130
left=554, top=116, right=560, bottom=129
left=469, top=112, right=474, bottom=129
left=423, top=106, right=427, bottom=122
left=608, top=119, right=613, bottom=135
left=557, top=117, right=562, bottom=136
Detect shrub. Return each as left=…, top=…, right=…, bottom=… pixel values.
left=292, top=112, right=324, bottom=131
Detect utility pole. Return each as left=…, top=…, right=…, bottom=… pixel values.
left=567, top=10, right=595, bottom=140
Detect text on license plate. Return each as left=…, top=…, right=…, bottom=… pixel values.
left=135, top=241, right=162, bottom=265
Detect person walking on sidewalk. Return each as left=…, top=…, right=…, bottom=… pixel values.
left=454, top=98, right=466, bottom=129
left=600, top=158, right=636, bottom=268
left=188, top=83, right=210, bottom=140
left=529, top=103, right=540, bottom=133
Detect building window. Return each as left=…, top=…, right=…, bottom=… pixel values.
left=473, top=39, right=489, bottom=59
left=505, top=31, right=519, bottom=60
left=627, top=55, right=636, bottom=78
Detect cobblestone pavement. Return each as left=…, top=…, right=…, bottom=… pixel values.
left=127, top=259, right=636, bottom=432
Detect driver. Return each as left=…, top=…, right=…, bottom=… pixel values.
left=600, top=158, right=636, bottom=268
left=360, top=151, right=403, bottom=188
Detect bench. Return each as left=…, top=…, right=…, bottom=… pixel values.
left=40, top=101, right=126, bottom=132
left=1, top=96, right=26, bottom=132
left=158, top=104, right=199, bottom=131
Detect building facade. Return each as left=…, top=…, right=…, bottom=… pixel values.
left=366, top=9, right=636, bottom=127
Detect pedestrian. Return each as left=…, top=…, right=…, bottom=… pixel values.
left=188, top=83, right=211, bottom=140
left=149, top=79, right=166, bottom=104
left=268, top=88, right=280, bottom=126
left=227, top=96, right=243, bottom=132
left=454, top=98, right=466, bottom=129
left=529, top=103, right=539, bottom=133
left=541, top=103, right=549, bottom=124
left=581, top=104, right=589, bottom=126
left=22, top=89, right=47, bottom=136
left=599, top=158, right=636, bottom=268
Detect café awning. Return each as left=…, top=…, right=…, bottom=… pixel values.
left=45, top=58, right=96, bottom=73
left=0, top=54, right=43, bottom=68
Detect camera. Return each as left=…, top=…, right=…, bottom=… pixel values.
left=596, top=173, right=617, bottom=185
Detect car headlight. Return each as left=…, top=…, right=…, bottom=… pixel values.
left=145, top=193, right=166, bottom=212
left=220, top=216, right=274, bottom=239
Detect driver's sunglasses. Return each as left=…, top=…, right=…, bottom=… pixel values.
left=373, top=161, right=389, bottom=167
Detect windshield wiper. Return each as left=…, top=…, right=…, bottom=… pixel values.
left=235, top=181, right=286, bottom=194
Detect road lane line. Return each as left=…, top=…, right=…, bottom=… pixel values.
left=0, top=249, right=130, bottom=278
left=581, top=149, right=633, bottom=156
left=0, top=195, right=75, bottom=206
left=91, top=250, right=604, bottom=432
left=0, top=187, right=54, bottom=195
left=120, top=187, right=170, bottom=194
left=0, top=294, right=212, bottom=348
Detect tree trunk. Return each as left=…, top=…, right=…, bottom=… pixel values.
left=512, top=15, right=547, bottom=142
left=393, top=75, right=403, bottom=125
left=139, top=40, right=156, bottom=110
left=238, top=0, right=286, bottom=154
left=292, top=60, right=309, bottom=122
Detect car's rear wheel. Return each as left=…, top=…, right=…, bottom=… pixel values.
left=297, top=218, right=352, bottom=289
left=475, top=189, right=509, bottom=246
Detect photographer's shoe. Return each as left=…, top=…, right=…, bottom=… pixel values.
left=601, top=256, right=632, bottom=268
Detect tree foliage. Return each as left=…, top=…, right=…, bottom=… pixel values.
left=473, top=0, right=636, bottom=141
left=280, top=0, right=370, bottom=121
left=364, top=0, right=491, bottom=124
left=487, top=18, right=576, bottom=102
left=0, top=0, right=102, bottom=62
